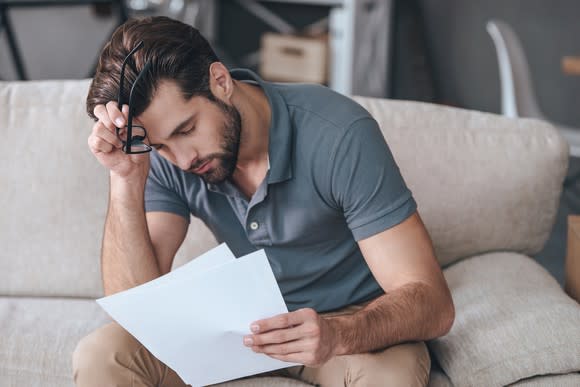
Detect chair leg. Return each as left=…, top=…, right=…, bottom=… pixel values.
left=0, top=6, right=28, bottom=80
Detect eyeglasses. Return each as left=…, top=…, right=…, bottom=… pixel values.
left=116, top=41, right=152, bottom=154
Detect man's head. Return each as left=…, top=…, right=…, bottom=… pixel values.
left=87, top=16, right=242, bottom=184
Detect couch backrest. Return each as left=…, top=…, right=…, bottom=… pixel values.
left=1, top=79, right=108, bottom=298
left=352, top=96, right=567, bottom=266
left=0, top=80, right=567, bottom=298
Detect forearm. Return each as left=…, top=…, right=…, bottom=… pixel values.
left=101, top=172, right=160, bottom=295
left=328, top=281, right=454, bottom=355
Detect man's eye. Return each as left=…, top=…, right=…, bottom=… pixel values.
left=180, top=127, right=195, bottom=136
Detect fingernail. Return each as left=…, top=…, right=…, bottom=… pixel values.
left=251, top=324, right=260, bottom=333
left=243, top=337, right=253, bottom=346
left=115, top=118, right=124, bottom=126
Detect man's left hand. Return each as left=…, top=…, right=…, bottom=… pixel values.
left=243, top=308, right=339, bottom=367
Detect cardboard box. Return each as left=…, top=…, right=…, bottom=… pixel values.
left=566, top=215, right=580, bottom=302
left=259, top=32, right=328, bottom=84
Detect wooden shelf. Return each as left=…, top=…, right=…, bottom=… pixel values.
left=562, top=56, right=580, bottom=76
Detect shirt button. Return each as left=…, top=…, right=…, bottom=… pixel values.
left=250, top=221, right=259, bottom=230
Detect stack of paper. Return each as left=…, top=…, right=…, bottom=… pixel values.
left=97, top=244, right=297, bottom=386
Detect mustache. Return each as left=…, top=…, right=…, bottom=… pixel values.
left=189, top=152, right=230, bottom=171
left=190, top=158, right=210, bottom=171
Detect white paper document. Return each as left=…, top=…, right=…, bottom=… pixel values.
left=133, top=243, right=235, bottom=292
left=97, top=245, right=297, bottom=386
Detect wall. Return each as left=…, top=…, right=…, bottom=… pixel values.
left=420, top=0, right=580, bottom=126
left=1, top=1, right=578, bottom=126
left=0, top=6, right=116, bottom=80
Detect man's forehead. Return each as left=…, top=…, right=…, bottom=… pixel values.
left=136, top=82, right=203, bottom=140
left=139, top=81, right=189, bottom=122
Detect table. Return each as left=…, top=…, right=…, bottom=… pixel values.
left=0, top=0, right=127, bottom=80
left=562, top=56, right=580, bottom=76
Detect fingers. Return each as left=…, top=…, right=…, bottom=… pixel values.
left=267, top=352, right=324, bottom=367
left=93, top=104, right=114, bottom=130
left=250, top=331, right=329, bottom=368
left=245, top=309, right=335, bottom=367
left=94, top=102, right=127, bottom=130
left=106, top=101, right=126, bottom=128
left=251, top=308, right=316, bottom=333
left=253, top=337, right=324, bottom=367
left=88, top=133, right=114, bottom=154
left=267, top=353, right=302, bottom=364
left=269, top=352, right=318, bottom=366
left=245, top=308, right=321, bottom=352
left=245, top=324, right=302, bottom=347
left=90, top=102, right=127, bottom=155
left=252, top=338, right=311, bottom=356
left=88, top=120, right=123, bottom=154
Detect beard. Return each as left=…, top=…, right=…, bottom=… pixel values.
left=191, top=98, right=242, bottom=185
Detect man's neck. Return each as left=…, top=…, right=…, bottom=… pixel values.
left=229, top=80, right=271, bottom=198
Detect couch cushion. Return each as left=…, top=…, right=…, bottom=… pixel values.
left=354, top=97, right=568, bottom=266
left=509, top=373, right=580, bottom=386
left=0, top=297, right=111, bottom=387
left=216, top=377, right=311, bottom=386
left=0, top=297, right=309, bottom=387
left=429, top=252, right=580, bottom=386
left=0, top=80, right=107, bottom=297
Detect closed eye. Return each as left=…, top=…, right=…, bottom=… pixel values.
left=179, top=126, right=195, bottom=136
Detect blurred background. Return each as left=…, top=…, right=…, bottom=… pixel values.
left=1, top=0, right=579, bottom=283
left=0, top=0, right=578, bottom=125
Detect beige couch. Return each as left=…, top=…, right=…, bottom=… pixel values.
left=1, top=78, right=580, bottom=387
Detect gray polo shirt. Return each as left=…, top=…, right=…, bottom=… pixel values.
left=145, top=69, right=416, bottom=312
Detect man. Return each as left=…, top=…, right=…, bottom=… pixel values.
left=73, top=16, right=454, bottom=387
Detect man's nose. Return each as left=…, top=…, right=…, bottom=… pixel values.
left=174, top=148, right=197, bottom=171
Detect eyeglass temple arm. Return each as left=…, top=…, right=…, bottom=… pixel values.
left=126, top=61, right=153, bottom=149
left=117, top=40, right=145, bottom=109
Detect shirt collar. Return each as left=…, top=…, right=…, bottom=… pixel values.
left=230, top=68, right=293, bottom=185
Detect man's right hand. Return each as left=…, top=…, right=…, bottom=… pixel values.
left=88, top=101, right=150, bottom=180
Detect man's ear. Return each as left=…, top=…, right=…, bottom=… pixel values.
left=209, top=62, right=234, bottom=102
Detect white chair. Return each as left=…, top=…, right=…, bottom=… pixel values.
left=486, top=19, right=580, bottom=159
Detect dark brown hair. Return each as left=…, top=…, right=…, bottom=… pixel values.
left=86, top=16, right=219, bottom=120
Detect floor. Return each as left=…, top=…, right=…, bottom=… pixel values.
left=532, top=156, right=580, bottom=286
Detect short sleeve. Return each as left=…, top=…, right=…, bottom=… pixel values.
left=145, top=151, right=191, bottom=222
left=329, top=117, right=416, bottom=241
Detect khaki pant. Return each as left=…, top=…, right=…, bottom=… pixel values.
left=73, top=304, right=430, bottom=387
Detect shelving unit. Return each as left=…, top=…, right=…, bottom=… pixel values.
left=1, top=0, right=393, bottom=97
left=211, top=0, right=394, bottom=97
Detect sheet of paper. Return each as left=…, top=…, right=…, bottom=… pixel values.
left=97, top=248, right=297, bottom=386
left=135, top=243, right=235, bottom=292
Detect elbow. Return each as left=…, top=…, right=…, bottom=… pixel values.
left=419, top=281, right=455, bottom=338
left=416, top=281, right=456, bottom=339
left=438, top=295, right=455, bottom=337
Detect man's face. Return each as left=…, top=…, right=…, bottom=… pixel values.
left=137, top=80, right=242, bottom=184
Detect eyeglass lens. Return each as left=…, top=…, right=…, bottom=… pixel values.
left=117, top=41, right=152, bottom=154
left=117, top=125, right=151, bottom=153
